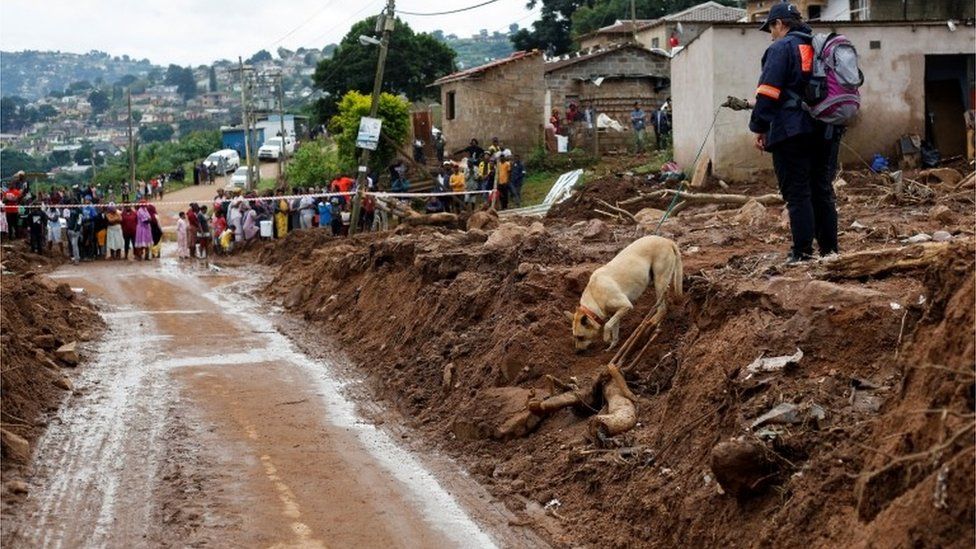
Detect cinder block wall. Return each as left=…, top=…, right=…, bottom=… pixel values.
left=439, top=56, right=546, bottom=156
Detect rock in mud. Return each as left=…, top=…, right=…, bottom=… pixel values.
left=581, top=219, right=611, bottom=241
left=485, top=223, right=529, bottom=251
left=932, top=230, right=953, bottom=242
left=55, top=342, right=80, bottom=366
left=32, top=334, right=58, bottom=350
left=750, top=403, right=802, bottom=429
left=467, top=210, right=499, bottom=231
left=634, top=208, right=667, bottom=228
left=0, top=428, right=31, bottom=464
left=710, top=440, right=777, bottom=497
left=55, top=282, right=75, bottom=300
left=52, top=376, right=73, bottom=391
left=929, top=205, right=954, bottom=224
left=734, top=199, right=767, bottom=225
left=7, top=480, right=29, bottom=495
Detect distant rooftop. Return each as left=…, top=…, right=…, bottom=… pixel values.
left=431, top=50, right=541, bottom=86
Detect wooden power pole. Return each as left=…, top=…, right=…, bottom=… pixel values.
left=349, top=0, right=396, bottom=236
left=127, top=88, right=136, bottom=193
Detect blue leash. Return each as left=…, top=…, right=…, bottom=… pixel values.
left=653, top=105, right=723, bottom=235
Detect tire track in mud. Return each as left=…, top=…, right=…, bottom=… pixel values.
left=6, top=252, right=536, bottom=548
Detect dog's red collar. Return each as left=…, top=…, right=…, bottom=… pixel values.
left=578, top=305, right=605, bottom=327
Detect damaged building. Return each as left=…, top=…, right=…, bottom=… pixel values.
left=672, top=20, right=976, bottom=181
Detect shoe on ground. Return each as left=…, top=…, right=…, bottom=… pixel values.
left=785, top=251, right=815, bottom=265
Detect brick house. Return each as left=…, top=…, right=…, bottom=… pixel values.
left=545, top=44, right=671, bottom=151
left=431, top=50, right=545, bottom=156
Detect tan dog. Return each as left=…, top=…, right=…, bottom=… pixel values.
left=565, top=235, right=682, bottom=352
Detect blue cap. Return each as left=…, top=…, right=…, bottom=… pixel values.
left=760, top=2, right=801, bottom=32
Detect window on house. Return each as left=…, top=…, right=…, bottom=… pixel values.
left=808, top=5, right=821, bottom=20
left=446, top=91, right=456, bottom=120
left=652, top=37, right=660, bottom=48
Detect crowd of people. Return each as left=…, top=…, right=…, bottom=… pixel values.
left=1, top=136, right=534, bottom=263
left=2, top=183, right=165, bottom=263
left=438, top=137, right=525, bottom=211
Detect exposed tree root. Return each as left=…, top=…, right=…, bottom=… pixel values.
left=822, top=241, right=971, bottom=280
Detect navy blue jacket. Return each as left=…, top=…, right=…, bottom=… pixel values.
left=749, top=28, right=815, bottom=149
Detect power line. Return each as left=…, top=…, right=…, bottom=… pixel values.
left=397, top=0, right=500, bottom=16
left=306, top=0, right=385, bottom=45
left=264, top=0, right=339, bottom=50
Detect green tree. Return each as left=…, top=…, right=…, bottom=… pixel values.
left=285, top=139, right=345, bottom=187
left=329, top=90, right=410, bottom=173
left=36, top=104, right=58, bottom=120
left=0, top=149, right=40, bottom=178
left=131, top=109, right=143, bottom=124
left=88, top=89, right=110, bottom=115
left=312, top=16, right=455, bottom=121
left=48, top=149, right=73, bottom=167
left=177, top=67, right=198, bottom=100
left=164, top=64, right=183, bottom=85
left=139, top=123, right=175, bottom=143
left=247, top=49, right=273, bottom=64
left=208, top=66, right=218, bottom=92
left=510, top=0, right=581, bottom=55
left=0, top=96, right=28, bottom=132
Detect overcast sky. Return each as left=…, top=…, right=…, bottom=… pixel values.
left=0, top=0, right=541, bottom=66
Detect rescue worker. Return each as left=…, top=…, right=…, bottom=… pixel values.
left=750, top=2, right=841, bottom=263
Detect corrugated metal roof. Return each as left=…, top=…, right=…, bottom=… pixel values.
left=659, top=1, right=745, bottom=22
left=544, top=43, right=669, bottom=72
left=590, top=19, right=657, bottom=35
left=431, top=50, right=542, bottom=86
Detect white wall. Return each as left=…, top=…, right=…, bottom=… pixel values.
left=673, top=23, right=976, bottom=181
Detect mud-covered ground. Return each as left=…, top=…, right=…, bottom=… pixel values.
left=258, top=164, right=975, bottom=548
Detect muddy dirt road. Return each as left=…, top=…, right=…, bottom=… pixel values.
left=5, top=248, right=540, bottom=548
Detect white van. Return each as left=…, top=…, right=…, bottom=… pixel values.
left=203, top=149, right=240, bottom=175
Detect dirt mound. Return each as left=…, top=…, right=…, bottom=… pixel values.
left=262, top=172, right=974, bottom=547
left=0, top=242, right=103, bottom=471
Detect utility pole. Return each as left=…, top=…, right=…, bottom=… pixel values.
left=233, top=57, right=255, bottom=190
left=127, top=88, right=136, bottom=195
left=349, top=0, right=395, bottom=236
left=631, top=0, right=638, bottom=43
left=273, top=72, right=287, bottom=184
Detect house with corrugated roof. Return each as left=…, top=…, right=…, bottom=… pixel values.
left=431, top=50, right=545, bottom=155
left=579, top=1, right=746, bottom=53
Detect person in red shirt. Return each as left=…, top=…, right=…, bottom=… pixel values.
left=120, top=206, right=138, bottom=259
left=186, top=204, right=200, bottom=258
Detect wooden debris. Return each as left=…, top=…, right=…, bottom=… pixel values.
left=823, top=241, right=969, bottom=280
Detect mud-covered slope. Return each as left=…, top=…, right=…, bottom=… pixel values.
left=261, top=173, right=974, bottom=548
left=1, top=243, right=103, bottom=467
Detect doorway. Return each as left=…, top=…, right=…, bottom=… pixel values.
left=924, top=54, right=973, bottom=158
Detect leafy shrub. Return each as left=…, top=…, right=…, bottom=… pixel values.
left=329, top=90, right=410, bottom=173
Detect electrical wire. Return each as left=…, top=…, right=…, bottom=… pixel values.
left=398, top=0, right=500, bottom=16
left=264, top=0, right=338, bottom=50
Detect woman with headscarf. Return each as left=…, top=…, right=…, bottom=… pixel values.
left=105, top=204, right=124, bottom=260
left=274, top=193, right=289, bottom=238
left=176, top=212, right=190, bottom=259
left=135, top=202, right=153, bottom=260
left=147, top=203, right=163, bottom=258
left=228, top=197, right=244, bottom=242
left=242, top=203, right=259, bottom=241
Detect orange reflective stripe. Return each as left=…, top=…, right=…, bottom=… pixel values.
left=798, top=44, right=814, bottom=72
left=756, top=84, right=781, bottom=100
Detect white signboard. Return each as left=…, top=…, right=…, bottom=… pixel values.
left=355, top=116, right=382, bottom=151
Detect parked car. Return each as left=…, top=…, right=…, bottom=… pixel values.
left=204, top=149, right=240, bottom=175
left=258, top=137, right=295, bottom=161
left=226, top=166, right=255, bottom=190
